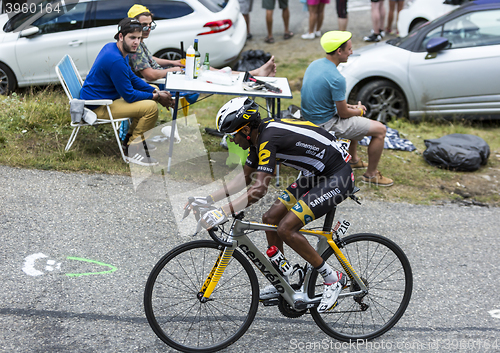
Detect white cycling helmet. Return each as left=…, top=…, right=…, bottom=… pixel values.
left=216, top=97, right=260, bottom=134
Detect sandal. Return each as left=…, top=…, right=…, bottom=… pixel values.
left=284, top=32, right=294, bottom=40
left=264, top=36, right=275, bottom=43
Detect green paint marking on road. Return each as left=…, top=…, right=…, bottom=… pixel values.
left=65, top=257, right=118, bottom=277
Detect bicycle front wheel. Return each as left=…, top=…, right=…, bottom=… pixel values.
left=308, top=233, right=412, bottom=341
left=144, top=240, right=259, bottom=352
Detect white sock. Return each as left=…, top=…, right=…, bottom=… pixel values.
left=316, top=261, right=338, bottom=284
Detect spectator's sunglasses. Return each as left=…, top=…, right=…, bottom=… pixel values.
left=140, top=21, right=157, bottom=31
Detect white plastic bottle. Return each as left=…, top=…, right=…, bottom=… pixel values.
left=185, top=45, right=195, bottom=80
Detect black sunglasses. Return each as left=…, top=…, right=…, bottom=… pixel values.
left=140, top=21, right=157, bottom=31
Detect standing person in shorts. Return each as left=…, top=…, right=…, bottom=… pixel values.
left=262, top=0, right=294, bottom=43
left=386, top=0, right=404, bottom=35
left=363, top=0, right=386, bottom=42
left=301, top=0, right=329, bottom=39
left=336, top=0, right=348, bottom=31
left=301, top=31, right=393, bottom=186
left=239, top=0, right=254, bottom=40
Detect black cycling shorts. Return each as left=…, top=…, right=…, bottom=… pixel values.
left=336, top=0, right=348, bottom=19
left=278, top=163, right=354, bottom=225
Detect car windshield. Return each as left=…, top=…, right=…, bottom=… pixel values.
left=388, top=5, right=464, bottom=49
left=198, top=0, right=229, bottom=12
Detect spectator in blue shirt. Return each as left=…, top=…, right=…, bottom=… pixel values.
left=80, top=18, right=174, bottom=166
left=301, top=31, right=393, bottom=186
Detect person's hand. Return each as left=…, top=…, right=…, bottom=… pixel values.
left=357, top=101, right=367, bottom=116
left=166, top=66, right=183, bottom=73
left=183, top=196, right=215, bottom=221
left=170, top=60, right=184, bottom=67
left=157, top=91, right=175, bottom=108
left=201, top=207, right=228, bottom=229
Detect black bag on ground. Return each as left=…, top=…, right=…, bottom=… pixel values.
left=233, top=50, right=271, bottom=72
left=423, top=134, right=490, bottom=171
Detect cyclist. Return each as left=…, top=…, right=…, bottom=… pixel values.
left=197, top=97, right=354, bottom=312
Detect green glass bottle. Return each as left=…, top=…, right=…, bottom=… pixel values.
left=193, top=39, right=201, bottom=78
left=203, top=53, right=210, bottom=71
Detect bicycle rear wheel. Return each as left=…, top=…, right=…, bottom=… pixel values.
left=144, top=240, right=259, bottom=352
left=308, top=233, right=412, bottom=341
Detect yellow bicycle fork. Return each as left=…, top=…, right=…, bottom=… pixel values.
left=199, top=247, right=234, bottom=301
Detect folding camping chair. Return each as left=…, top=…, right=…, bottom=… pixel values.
left=55, top=54, right=129, bottom=163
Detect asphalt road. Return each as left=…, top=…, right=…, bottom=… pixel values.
left=1, top=2, right=499, bottom=351
left=1, top=164, right=499, bottom=353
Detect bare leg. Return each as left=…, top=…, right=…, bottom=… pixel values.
left=249, top=55, right=276, bottom=77
left=338, top=16, right=348, bottom=31
left=365, top=121, right=387, bottom=177
left=348, top=140, right=360, bottom=165
left=262, top=201, right=289, bottom=253
left=387, top=0, right=395, bottom=32
left=379, top=0, right=386, bottom=32
left=276, top=212, right=324, bottom=267
left=370, top=2, right=381, bottom=34
left=266, top=9, right=274, bottom=38
left=282, top=7, right=290, bottom=34
left=243, top=13, right=251, bottom=34
left=316, top=3, right=325, bottom=32
left=308, top=4, right=318, bottom=34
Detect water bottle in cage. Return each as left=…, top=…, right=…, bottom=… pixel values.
left=266, top=246, right=293, bottom=276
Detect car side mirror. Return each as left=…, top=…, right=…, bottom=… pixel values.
left=426, top=37, right=449, bottom=53
left=19, top=26, right=40, bottom=38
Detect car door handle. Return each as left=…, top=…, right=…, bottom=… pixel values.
left=68, top=40, right=83, bottom=47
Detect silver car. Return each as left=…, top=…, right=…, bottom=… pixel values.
left=0, top=0, right=246, bottom=95
left=341, top=0, right=500, bottom=123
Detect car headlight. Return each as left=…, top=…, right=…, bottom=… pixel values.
left=338, top=55, right=359, bottom=73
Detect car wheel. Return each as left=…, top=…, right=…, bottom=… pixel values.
left=409, top=19, right=427, bottom=34
left=356, top=79, right=407, bottom=124
left=154, top=48, right=182, bottom=61
left=0, top=63, right=16, bottom=95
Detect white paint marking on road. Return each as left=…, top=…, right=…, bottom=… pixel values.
left=488, top=309, right=500, bottom=319
left=22, top=253, right=48, bottom=276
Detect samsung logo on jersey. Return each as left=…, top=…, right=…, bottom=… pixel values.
left=296, top=141, right=319, bottom=151
left=309, top=188, right=342, bottom=207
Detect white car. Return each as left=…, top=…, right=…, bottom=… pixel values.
left=397, top=0, right=468, bottom=37
left=0, top=0, right=246, bottom=94
left=341, top=0, right=500, bottom=123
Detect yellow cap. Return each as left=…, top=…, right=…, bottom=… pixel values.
left=128, top=4, right=150, bottom=19
left=320, top=31, right=352, bottom=53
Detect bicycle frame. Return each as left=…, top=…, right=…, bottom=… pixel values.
left=200, top=219, right=369, bottom=310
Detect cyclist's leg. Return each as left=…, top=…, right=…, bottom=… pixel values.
left=277, top=164, right=353, bottom=263
left=262, top=175, right=314, bottom=252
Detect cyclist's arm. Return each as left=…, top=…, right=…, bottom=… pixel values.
left=220, top=170, right=273, bottom=216
left=209, top=165, right=256, bottom=203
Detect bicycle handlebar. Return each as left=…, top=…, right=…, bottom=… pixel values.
left=208, top=228, right=233, bottom=247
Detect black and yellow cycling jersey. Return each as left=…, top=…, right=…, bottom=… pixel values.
left=246, top=118, right=354, bottom=226
left=246, top=118, right=349, bottom=177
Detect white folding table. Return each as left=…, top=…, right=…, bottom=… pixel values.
left=162, top=71, right=293, bottom=172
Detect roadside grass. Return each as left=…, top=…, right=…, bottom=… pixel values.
left=1, top=64, right=499, bottom=206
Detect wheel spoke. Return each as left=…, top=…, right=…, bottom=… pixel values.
left=310, top=234, right=412, bottom=341
left=144, top=241, right=258, bottom=352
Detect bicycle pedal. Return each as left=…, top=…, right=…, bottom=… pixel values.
left=260, top=298, right=279, bottom=306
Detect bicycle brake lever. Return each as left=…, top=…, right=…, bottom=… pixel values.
left=182, top=203, right=192, bottom=220
left=193, top=219, right=203, bottom=236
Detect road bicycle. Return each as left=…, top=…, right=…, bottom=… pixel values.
left=144, top=189, right=413, bottom=352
